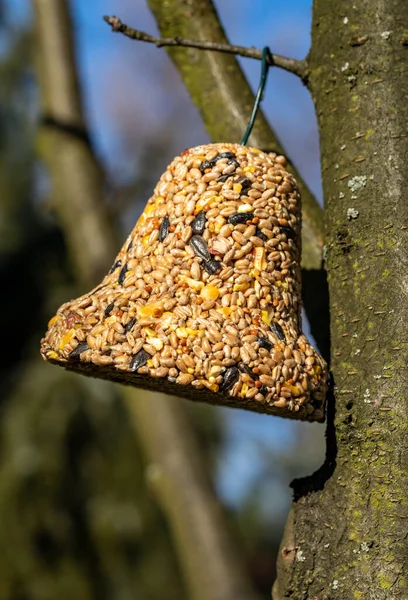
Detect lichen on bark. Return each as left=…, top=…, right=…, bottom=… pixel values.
left=274, top=1, right=408, bottom=598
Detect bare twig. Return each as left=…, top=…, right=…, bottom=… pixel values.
left=103, top=15, right=309, bottom=81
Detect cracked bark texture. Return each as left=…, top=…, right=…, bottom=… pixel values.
left=274, top=1, right=408, bottom=599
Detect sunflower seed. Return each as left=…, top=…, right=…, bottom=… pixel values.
left=191, top=210, right=207, bottom=235
left=228, top=212, right=255, bottom=226
left=219, top=366, right=239, bottom=393
left=159, top=216, right=170, bottom=242
left=68, top=343, right=90, bottom=359
left=270, top=321, right=286, bottom=341
left=130, top=348, right=152, bottom=372
left=118, top=264, right=128, bottom=285
left=190, top=235, right=211, bottom=261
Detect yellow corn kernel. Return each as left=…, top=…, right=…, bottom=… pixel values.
left=142, top=235, right=150, bottom=247
left=275, top=176, right=282, bottom=183
left=243, top=166, right=255, bottom=173
left=149, top=337, right=164, bottom=351
left=145, top=204, right=156, bottom=215
left=284, top=382, right=302, bottom=398
left=254, top=247, right=267, bottom=271
left=200, top=285, right=220, bottom=300
left=154, top=196, right=165, bottom=205
left=187, top=368, right=195, bottom=375
left=196, top=195, right=218, bottom=211
left=176, top=327, right=188, bottom=338
left=186, top=328, right=201, bottom=336
left=48, top=315, right=60, bottom=327
left=261, top=310, right=271, bottom=326
left=216, top=307, right=233, bottom=317
left=250, top=148, right=262, bottom=153
left=147, top=359, right=154, bottom=367
left=233, top=183, right=242, bottom=193
left=104, top=316, right=117, bottom=325
left=238, top=204, right=253, bottom=212
left=233, top=282, right=250, bottom=292
left=275, top=280, right=282, bottom=287
left=137, top=301, right=164, bottom=319
left=46, top=350, right=59, bottom=360
left=59, top=328, right=75, bottom=350
left=313, top=365, right=322, bottom=376
left=144, top=328, right=156, bottom=338
left=180, top=276, right=204, bottom=291
left=240, top=383, right=249, bottom=397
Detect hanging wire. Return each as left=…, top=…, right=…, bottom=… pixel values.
left=241, top=46, right=271, bottom=146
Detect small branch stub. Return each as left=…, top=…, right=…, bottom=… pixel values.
left=103, top=15, right=309, bottom=82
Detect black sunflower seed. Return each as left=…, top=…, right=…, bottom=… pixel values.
left=270, top=321, right=286, bottom=341
left=200, top=152, right=239, bottom=173
left=203, top=258, right=222, bottom=275
left=257, top=336, right=273, bottom=351
left=68, top=342, right=90, bottom=359
left=219, top=366, right=239, bottom=393
left=191, top=210, right=207, bottom=235
left=109, top=259, right=122, bottom=274
left=238, top=362, right=259, bottom=380
left=255, top=229, right=268, bottom=242
left=217, top=151, right=236, bottom=160
left=190, top=235, right=211, bottom=261
left=124, top=317, right=136, bottom=333
left=159, top=216, right=170, bottom=242
left=118, top=263, right=128, bottom=285
left=127, top=240, right=133, bottom=251
left=259, top=384, right=268, bottom=396
left=217, top=173, right=233, bottom=183
left=104, top=301, right=115, bottom=317
left=235, top=176, right=251, bottom=189
left=279, top=226, right=295, bottom=240
left=129, top=348, right=151, bottom=372
left=228, top=212, right=254, bottom=225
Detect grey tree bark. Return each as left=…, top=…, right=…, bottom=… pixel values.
left=273, top=1, right=408, bottom=598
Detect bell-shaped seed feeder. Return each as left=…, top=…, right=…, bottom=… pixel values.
left=41, top=142, right=328, bottom=421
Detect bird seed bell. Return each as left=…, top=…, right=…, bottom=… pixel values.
left=41, top=143, right=327, bottom=421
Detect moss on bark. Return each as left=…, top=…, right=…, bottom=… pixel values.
left=274, top=1, right=408, bottom=598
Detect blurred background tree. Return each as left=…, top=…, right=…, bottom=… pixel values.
left=0, top=1, right=326, bottom=599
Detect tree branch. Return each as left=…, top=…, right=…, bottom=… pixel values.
left=109, top=0, right=324, bottom=269
left=33, top=0, right=118, bottom=287
left=33, top=1, right=257, bottom=598
left=103, top=15, right=308, bottom=81
left=124, top=390, right=258, bottom=600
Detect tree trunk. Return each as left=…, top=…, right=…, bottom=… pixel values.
left=274, top=1, right=408, bottom=598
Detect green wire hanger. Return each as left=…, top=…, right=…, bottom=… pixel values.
left=241, top=47, right=272, bottom=146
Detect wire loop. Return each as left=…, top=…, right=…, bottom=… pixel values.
left=241, top=46, right=271, bottom=145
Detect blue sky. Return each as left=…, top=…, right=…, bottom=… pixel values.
left=9, top=0, right=326, bottom=523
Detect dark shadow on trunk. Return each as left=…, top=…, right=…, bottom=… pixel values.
left=290, top=373, right=337, bottom=500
